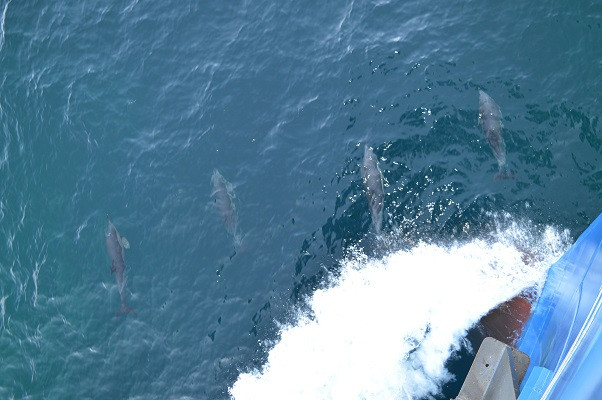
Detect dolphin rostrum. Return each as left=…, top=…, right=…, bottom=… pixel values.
left=361, top=145, right=385, bottom=234
left=478, top=89, right=508, bottom=177
left=211, top=169, right=241, bottom=247
left=105, top=216, right=134, bottom=316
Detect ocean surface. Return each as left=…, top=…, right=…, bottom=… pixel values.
left=0, top=0, right=600, bottom=399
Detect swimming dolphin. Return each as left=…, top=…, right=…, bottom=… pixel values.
left=361, top=145, right=385, bottom=234
left=478, top=90, right=508, bottom=177
left=105, top=216, right=134, bottom=316
left=211, top=169, right=241, bottom=247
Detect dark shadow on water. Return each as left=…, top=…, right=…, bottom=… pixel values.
left=438, top=326, right=485, bottom=400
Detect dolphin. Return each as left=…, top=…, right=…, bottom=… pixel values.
left=105, top=216, right=134, bottom=316
left=361, top=145, right=385, bottom=234
left=478, top=89, right=508, bottom=177
left=211, top=169, right=241, bottom=247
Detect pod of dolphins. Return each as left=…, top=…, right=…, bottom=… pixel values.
left=105, top=89, right=508, bottom=316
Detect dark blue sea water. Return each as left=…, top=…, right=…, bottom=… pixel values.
left=0, top=0, right=600, bottom=399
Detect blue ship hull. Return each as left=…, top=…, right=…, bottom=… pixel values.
left=517, top=214, right=602, bottom=399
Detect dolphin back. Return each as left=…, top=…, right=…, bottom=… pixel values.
left=361, top=145, right=385, bottom=234
left=479, top=90, right=502, bottom=120
left=105, top=220, right=124, bottom=265
left=478, top=90, right=507, bottom=169
left=211, top=169, right=239, bottom=240
left=105, top=218, right=133, bottom=317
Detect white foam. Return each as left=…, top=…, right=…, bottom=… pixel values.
left=0, top=0, right=10, bottom=53
left=0, top=292, right=7, bottom=329
left=230, top=219, right=570, bottom=399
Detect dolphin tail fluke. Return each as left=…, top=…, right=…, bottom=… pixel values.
left=117, top=305, right=135, bottom=317
left=494, top=170, right=515, bottom=180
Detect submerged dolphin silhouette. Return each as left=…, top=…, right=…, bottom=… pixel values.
left=478, top=90, right=509, bottom=178
left=105, top=216, right=134, bottom=316
left=361, top=145, right=385, bottom=234
left=211, top=169, right=242, bottom=247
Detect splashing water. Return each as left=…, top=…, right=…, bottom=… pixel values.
left=0, top=0, right=10, bottom=53
left=230, top=219, right=570, bottom=399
